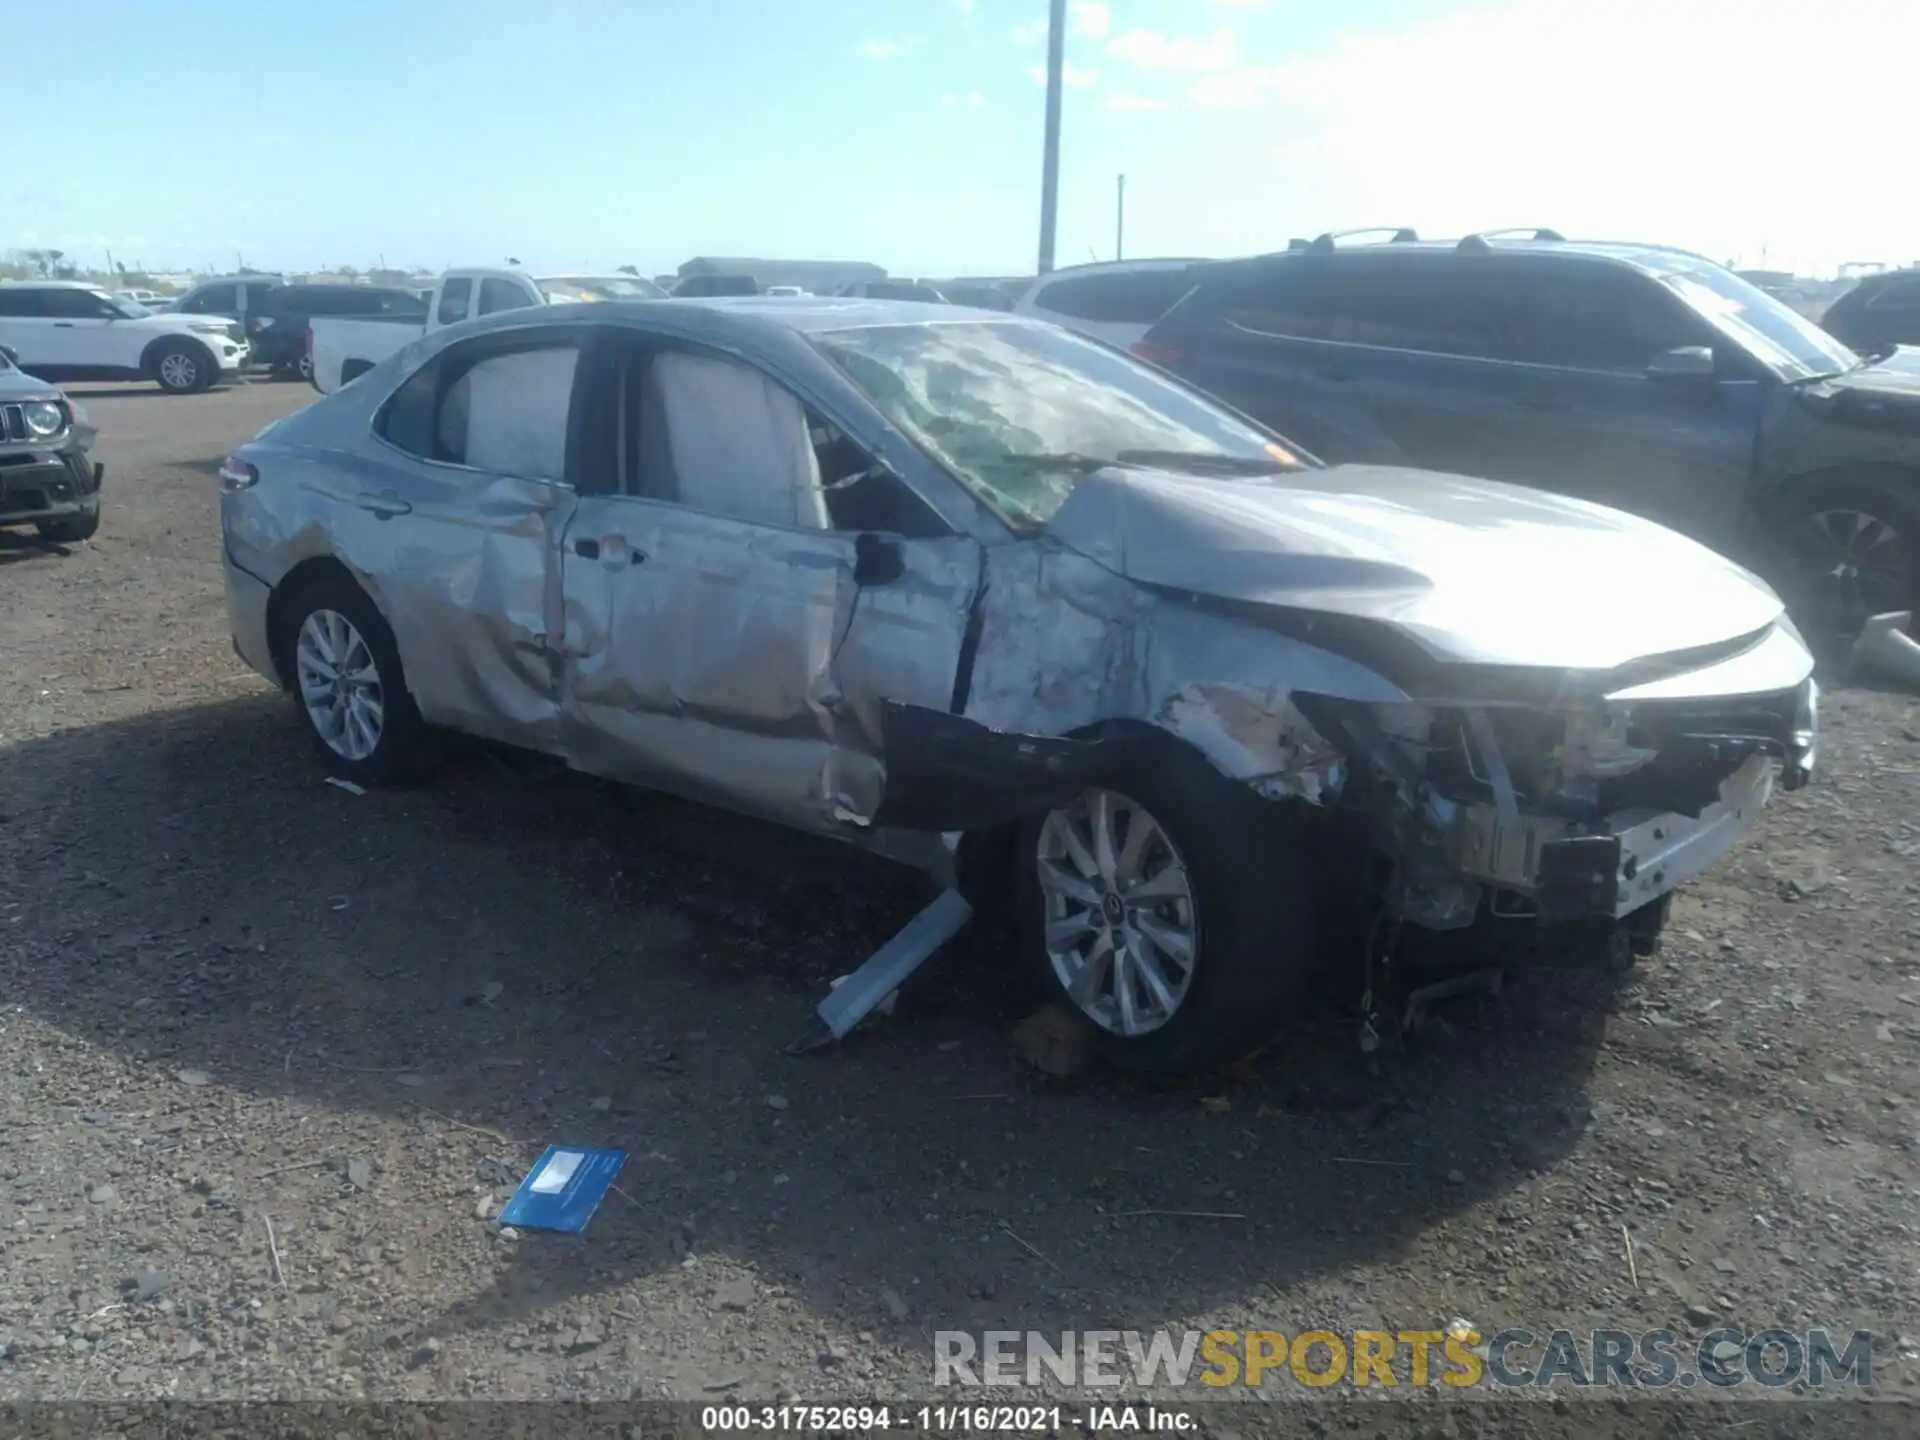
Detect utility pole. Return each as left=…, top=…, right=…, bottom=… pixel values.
left=1115, top=174, right=1126, bottom=262
left=1036, top=0, right=1067, bottom=274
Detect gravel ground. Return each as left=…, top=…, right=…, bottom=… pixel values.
left=1, top=380, right=1916, bottom=1430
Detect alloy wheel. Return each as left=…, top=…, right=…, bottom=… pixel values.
left=158, top=352, right=199, bottom=391
left=1036, top=787, right=1199, bottom=1037
left=295, top=608, right=385, bottom=761
left=1782, top=507, right=1909, bottom=641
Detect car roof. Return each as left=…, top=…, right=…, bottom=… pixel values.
left=0, top=279, right=109, bottom=289
left=1033, top=258, right=1209, bottom=281
left=1215, top=236, right=1720, bottom=279
left=653, top=295, right=1010, bottom=332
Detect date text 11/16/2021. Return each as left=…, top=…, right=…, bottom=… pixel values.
left=700, top=1404, right=1195, bottom=1433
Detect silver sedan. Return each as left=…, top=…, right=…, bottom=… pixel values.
left=219, top=298, right=1817, bottom=1072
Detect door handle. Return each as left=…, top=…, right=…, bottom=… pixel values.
left=53, top=323, right=75, bottom=329
left=575, top=535, right=643, bottom=569
left=353, top=489, right=412, bottom=519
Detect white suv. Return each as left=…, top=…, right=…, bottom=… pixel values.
left=0, top=282, right=249, bottom=393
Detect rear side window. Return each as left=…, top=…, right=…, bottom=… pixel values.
left=0, top=289, right=47, bottom=317
left=1212, top=256, right=1528, bottom=361
left=380, top=334, right=580, bottom=481
left=478, top=278, right=537, bottom=316
left=1034, top=268, right=1195, bottom=325
left=437, top=278, right=472, bottom=325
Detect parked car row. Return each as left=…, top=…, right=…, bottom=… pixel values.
left=218, top=285, right=1818, bottom=1074
left=306, top=269, right=669, bottom=394
left=1128, top=231, right=1920, bottom=649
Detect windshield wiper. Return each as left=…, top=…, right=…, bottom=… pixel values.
left=1114, top=448, right=1293, bottom=475
left=992, top=452, right=1139, bottom=473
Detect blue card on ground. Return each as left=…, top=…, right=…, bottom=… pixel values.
left=497, top=1146, right=627, bottom=1234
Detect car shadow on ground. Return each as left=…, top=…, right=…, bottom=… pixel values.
left=0, top=529, right=74, bottom=566
left=0, top=692, right=1619, bottom=1357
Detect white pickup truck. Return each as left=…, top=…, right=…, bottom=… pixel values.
left=306, top=268, right=667, bottom=394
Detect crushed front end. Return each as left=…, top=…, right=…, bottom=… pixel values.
left=1300, top=670, right=1817, bottom=933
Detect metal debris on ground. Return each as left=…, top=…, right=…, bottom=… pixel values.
left=786, top=887, right=972, bottom=1054
left=323, top=777, right=367, bottom=796
left=496, top=1146, right=628, bottom=1235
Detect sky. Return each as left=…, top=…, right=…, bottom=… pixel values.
left=9, top=0, right=1913, bottom=280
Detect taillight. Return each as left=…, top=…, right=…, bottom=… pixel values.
left=218, top=456, right=258, bottom=492
left=1130, top=340, right=1182, bottom=366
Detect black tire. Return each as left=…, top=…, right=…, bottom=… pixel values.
left=150, top=340, right=218, bottom=394
left=275, top=572, right=434, bottom=787
left=1015, top=742, right=1315, bottom=1075
left=36, top=508, right=100, bottom=544
left=1761, top=476, right=1920, bottom=650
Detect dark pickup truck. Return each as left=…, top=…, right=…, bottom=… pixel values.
left=1138, top=233, right=1920, bottom=644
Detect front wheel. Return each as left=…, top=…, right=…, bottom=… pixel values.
left=1018, top=749, right=1315, bottom=1075
left=279, top=575, right=433, bottom=786
left=152, top=341, right=216, bottom=394
left=37, top=508, right=100, bottom=544
left=1763, top=479, right=1918, bottom=651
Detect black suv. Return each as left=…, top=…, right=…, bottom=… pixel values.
left=1138, top=230, right=1920, bottom=642
left=250, top=284, right=429, bottom=379
left=1821, top=269, right=1920, bottom=355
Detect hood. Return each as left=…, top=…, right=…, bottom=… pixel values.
left=1046, top=464, right=1786, bottom=672
left=0, top=365, right=61, bottom=401
left=1795, top=346, right=1920, bottom=439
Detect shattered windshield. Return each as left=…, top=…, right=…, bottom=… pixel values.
left=1660, top=264, right=1858, bottom=381
left=811, top=320, right=1308, bottom=529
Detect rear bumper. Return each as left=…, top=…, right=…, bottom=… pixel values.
left=0, top=454, right=102, bottom=525
left=225, top=551, right=279, bottom=685
left=1454, top=750, right=1777, bottom=920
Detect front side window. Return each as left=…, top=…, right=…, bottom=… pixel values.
left=41, top=288, right=120, bottom=320
left=812, top=320, right=1307, bottom=530
left=381, top=338, right=579, bottom=482
left=1507, top=263, right=1712, bottom=373
left=183, top=284, right=239, bottom=314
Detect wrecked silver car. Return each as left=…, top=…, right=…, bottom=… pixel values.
left=219, top=298, right=1817, bottom=1073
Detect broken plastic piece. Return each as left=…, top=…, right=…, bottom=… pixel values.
left=495, top=1146, right=627, bottom=1234
left=787, top=888, right=973, bottom=1054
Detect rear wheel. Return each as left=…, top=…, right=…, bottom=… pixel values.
left=1018, top=747, right=1315, bottom=1074
left=278, top=574, right=433, bottom=786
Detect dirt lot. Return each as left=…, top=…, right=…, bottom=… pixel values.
left=1, top=380, right=1917, bottom=1428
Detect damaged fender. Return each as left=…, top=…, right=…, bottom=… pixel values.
left=869, top=540, right=1406, bottom=831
